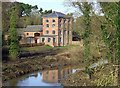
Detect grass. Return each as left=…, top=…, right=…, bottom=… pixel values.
left=20, top=45, right=79, bottom=53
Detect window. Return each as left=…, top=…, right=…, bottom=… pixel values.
left=64, top=30, right=66, bottom=34
left=46, top=20, right=49, bottom=22
left=68, top=31, right=71, bottom=35
left=28, top=38, right=31, bottom=44
left=60, top=30, right=62, bottom=35
left=34, top=33, right=40, bottom=36
left=64, top=24, right=66, bottom=28
left=60, top=37, right=62, bottom=42
left=27, top=33, right=29, bottom=35
left=46, top=71, right=49, bottom=74
left=46, top=76, right=48, bottom=79
left=52, top=24, right=55, bottom=28
left=64, top=20, right=66, bottom=23
left=42, top=38, right=45, bottom=42
left=68, top=31, right=71, bottom=34
left=46, top=30, right=49, bottom=34
left=46, top=24, right=49, bottom=27
left=68, top=24, right=70, bottom=29
left=60, top=19, right=62, bottom=23
left=68, top=20, right=70, bottom=24
left=60, top=24, right=62, bottom=28
left=52, top=71, right=55, bottom=74
left=48, top=38, right=51, bottom=42
left=52, top=30, right=55, bottom=34
left=52, top=19, right=55, bottom=22
left=52, top=76, right=55, bottom=79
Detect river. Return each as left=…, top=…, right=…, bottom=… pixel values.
left=4, top=59, right=108, bottom=87
left=4, top=67, right=76, bottom=87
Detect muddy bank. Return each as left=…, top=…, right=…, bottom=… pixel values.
left=2, top=53, right=84, bottom=82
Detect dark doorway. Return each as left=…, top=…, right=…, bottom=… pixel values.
left=53, top=38, right=56, bottom=43
left=35, top=39, right=37, bottom=43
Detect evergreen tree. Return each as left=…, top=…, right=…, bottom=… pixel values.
left=9, top=7, right=19, bottom=60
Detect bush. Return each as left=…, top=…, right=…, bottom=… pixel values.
left=44, top=44, right=53, bottom=48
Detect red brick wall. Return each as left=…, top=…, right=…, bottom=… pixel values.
left=42, top=17, right=72, bottom=46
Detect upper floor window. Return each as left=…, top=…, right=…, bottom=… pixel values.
left=46, top=76, right=48, bottom=79
left=52, top=76, right=55, bottom=79
left=48, top=38, right=51, bottom=42
left=46, top=71, right=49, bottom=74
left=46, top=20, right=49, bottom=22
left=52, top=24, right=55, bottom=28
left=64, top=24, right=66, bottom=28
left=68, top=24, right=70, bottom=29
left=68, top=20, right=70, bottom=24
left=60, top=30, right=62, bottom=35
left=60, top=19, right=62, bottom=23
left=60, top=24, right=62, bottom=28
left=64, top=30, right=66, bottom=34
left=64, top=20, right=66, bottom=23
left=68, top=31, right=71, bottom=34
left=52, top=30, right=55, bottom=34
left=46, top=30, right=49, bottom=34
left=46, top=24, right=49, bottom=28
left=52, top=71, right=55, bottom=74
left=52, top=19, right=55, bottom=22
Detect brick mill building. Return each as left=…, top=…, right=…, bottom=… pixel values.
left=5, top=12, right=73, bottom=47
left=40, top=12, right=72, bottom=47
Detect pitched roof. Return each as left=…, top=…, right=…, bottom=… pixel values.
left=24, top=25, right=43, bottom=32
left=8, top=25, right=43, bottom=35
left=16, top=28, right=26, bottom=35
left=42, top=12, right=71, bottom=18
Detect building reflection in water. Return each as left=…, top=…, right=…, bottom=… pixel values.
left=43, top=67, right=72, bottom=83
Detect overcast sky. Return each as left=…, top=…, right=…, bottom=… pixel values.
left=16, top=0, right=76, bottom=14
left=15, top=0, right=104, bottom=17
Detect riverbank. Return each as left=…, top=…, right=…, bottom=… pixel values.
left=62, top=63, right=119, bottom=86
left=2, top=45, right=85, bottom=81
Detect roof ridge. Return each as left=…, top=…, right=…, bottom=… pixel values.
left=55, top=12, right=58, bottom=17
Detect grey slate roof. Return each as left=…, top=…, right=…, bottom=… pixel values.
left=39, top=35, right=57, bottom=37
left=42, top=12, right=71, bottom=18
left=24, top=25, right=43, bottom=32
left=9, top=25, right=43, bottom=35
left=16, top=28, right=26, bottom=35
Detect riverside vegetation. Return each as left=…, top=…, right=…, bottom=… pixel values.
left=2, top=1, right=120, bottom=87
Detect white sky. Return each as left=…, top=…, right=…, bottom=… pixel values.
left=16, top=0, right=76, bottom=14
left=14, top=0, right=104, bottom=17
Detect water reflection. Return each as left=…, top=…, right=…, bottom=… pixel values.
left=43, top=67, right=72, bottom=83
left=4, top=67, right=76, bottom=86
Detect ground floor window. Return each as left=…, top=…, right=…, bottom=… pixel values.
left=60, top=37, right=62, bottom=42
left=48, top=38, right=51, bottom=42
left=42, top=38, right=45, bottom=42
left=28, top=38, right=31, bottom=44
